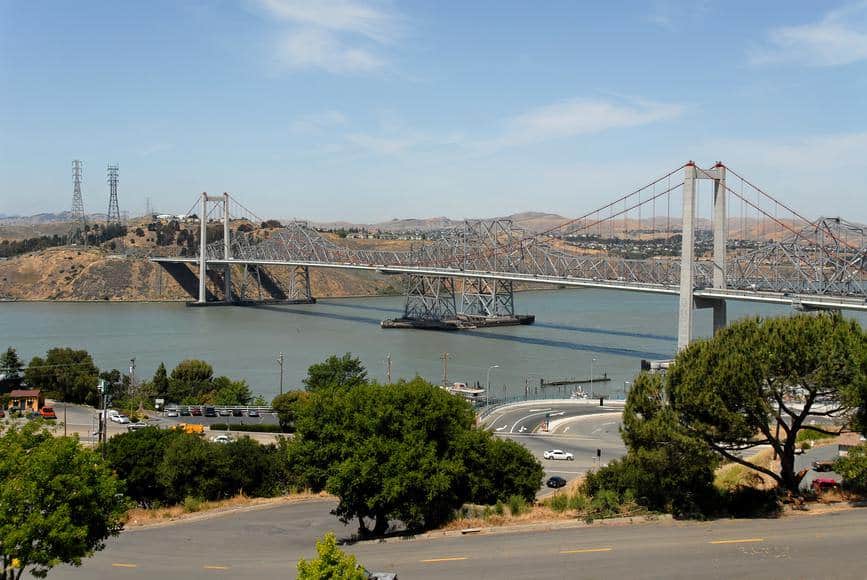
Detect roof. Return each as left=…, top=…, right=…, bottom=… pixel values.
left=8, top=389, right=41, bottom=398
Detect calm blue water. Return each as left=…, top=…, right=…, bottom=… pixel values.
left=2, top=289, right=864, bottom=401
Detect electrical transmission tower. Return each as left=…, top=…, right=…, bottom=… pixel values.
left=106, top=164, right=120, bottom=226
left=67, top=160, right=88, bottom=246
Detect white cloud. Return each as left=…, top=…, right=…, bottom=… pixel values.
left=290, top=110, right=348, bottom=134
left=277, top=28, right=384, bottom=73
left=253, top=0, right=401, bottom=74
left=751, top=1, right=867, bottom=66
left=480, top=98, right=683, bottom=151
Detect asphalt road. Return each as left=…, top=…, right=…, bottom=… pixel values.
left=482, top=401, right=627, bottom=491
left=46, top=498, right=867, bottom=579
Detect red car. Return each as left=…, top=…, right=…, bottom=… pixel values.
left=39, top=407, right=57, bottom=420
left=190, top=406, right=203, bottom=416
left=811, top=477, right=840, bottom=493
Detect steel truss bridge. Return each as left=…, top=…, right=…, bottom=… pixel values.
left=150, top=162, right=867, bottom=350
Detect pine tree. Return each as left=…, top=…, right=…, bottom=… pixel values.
left=0, top=347, right=23, bottom=393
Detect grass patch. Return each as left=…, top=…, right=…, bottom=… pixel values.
left=797, top=428, right=837, bottom=444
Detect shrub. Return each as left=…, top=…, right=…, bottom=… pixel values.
left=183, top=496, right=203, bottom=513
left=493, top=500, right=505, bottom=516
left=548, top=493, right=568, bottom=513
left=796, top=428, right=836, bottom=444
left=568, top=491, right=590, bottom=511
left=835, top=444, right=867, bottom=494
left=590, top=489, right=622, bottom=518
left=508, top=494, right=528, bottom=517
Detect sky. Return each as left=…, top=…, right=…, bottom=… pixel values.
left=1, top=0, right=866, bottom=222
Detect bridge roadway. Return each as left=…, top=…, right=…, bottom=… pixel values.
left=47, top=498, right=867, bottom=579
left=150, top=256, right=867, bottom=313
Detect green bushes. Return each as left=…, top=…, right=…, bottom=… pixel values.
left=209, top=423, right=283, bottom=433
left=835, top=444, right=867, bottom=493
left=104, top=429, right=290, bottom=507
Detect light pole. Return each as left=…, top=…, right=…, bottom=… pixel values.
left=277, top=353, right=284, bottom=395
left=623, top=380, right=631, bottom=400
left=589, top=356, right=597, bottom=397
left=486, top=364, right=499, bottom=407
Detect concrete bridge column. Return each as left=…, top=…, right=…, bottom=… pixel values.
left=711, top=163, right=727, bottom=335
left=198, top=192, right=207, bottom=304
left=677, top=163, right=697, bottom=351
left=223, top=192, right=232, bottom=303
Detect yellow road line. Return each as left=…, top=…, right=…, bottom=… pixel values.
left=421, top=556, right=468, bottom=563
left=560, top=547, right=614, bottom=554
left=204, top=565, right=230, bottom=570
left=709, top=538, right=765, bottom=545
left=111, top=563, right=138, bottom=568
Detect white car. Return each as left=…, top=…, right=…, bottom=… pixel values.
left=211, top=434, right=233, bottom=444
left=165, top=408, right=179, bottom=417
left=544, top=449, right=574, bottom=461
left=111, top=414, right=130, bottom=424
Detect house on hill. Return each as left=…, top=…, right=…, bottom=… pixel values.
left=7, top=389, right=44, bottom=413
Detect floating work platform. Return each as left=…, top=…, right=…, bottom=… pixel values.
left=381, top=314, right=535, bottom=330
left=540, top=374, right=610, bottom=387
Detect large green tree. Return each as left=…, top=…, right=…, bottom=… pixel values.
left=0, top=423, right=126, bottom=579
left=271, top=390, right=310, bottom=432
left=0, top=348, right=23, bottom=393
left=104, top=427, right=182, bottom=507
left=167, top=359, right=214, bottom=403
left=303, top=353, right=367, bottom=392
left=290, top=374, right=539, bottom=535
left=210, top=377, right=252, bottom=406
left=23, top=348, right=100, bottom=405
left=667, top=313, right=866, bottom=494
left=152, top=362, right=169, bottom=400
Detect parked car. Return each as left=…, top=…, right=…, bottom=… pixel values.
left=203, top=406, right=217, bottom=417
left=179, top=407, right=191, bottom=416
left=231, top=408, right=243, bottom=417
left=211, top=434, right=233, bottom=444
left=247, top=409, right=260, bottom=418
left=218, top=408, right=231, bottom=417
left=812, top=460, right=835, bottom=472
left=165, top=407, right=179, bottom=417
left=811, top=477, right=841, bottom=493
left=546, top=476, right=567, bottom=489
left=0, top=409, right=5, bottom=418
left=190, top=407, right=203, bottom=416
left=543, top=449, right=574, bottom=461
left=39, top=406, right=57, bottom=420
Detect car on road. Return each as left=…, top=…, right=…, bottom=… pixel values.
left=546, top=476, right=567, bottom=489
left=218, top=408, right=231, bottom=416
left=812, top=460, right=835, bottom=472
left=811, top=477, right=841, bottom=493
left=39, top=406, right=57, bottom=420
left=247, top=409, right=260, bottom=418
left=544, top=449, right=574, bottom=461
left=364, top=571, right=398, bottom=580
left=127, top=422, right=150, bottom=431
left=111, top=413, right=130, bottom=424
left=211, top=434, right=233, bottom=444
left=232, top=408, right=243, bottom=417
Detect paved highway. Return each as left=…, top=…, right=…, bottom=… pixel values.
left=482, top=401, right=626, bottom=490
left=47, top=498, right=867, bottom=579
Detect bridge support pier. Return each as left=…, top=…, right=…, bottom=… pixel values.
left=288, top=266, right=314, bottom=303
left=695, top=297, right=727, bottom=335
left=458, top=277, right=535, bottom=326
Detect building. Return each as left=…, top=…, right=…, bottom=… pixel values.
left=7, top=389, right=45, bottom=413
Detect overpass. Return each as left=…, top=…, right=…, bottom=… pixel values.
left=150, top=162, right=867, bottom=350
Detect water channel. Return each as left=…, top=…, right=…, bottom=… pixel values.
left=3, top=289, right=865, bottom=401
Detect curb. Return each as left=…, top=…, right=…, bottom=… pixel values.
left=355, top=513, right=673, bottom=545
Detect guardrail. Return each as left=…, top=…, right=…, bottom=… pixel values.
left=162, top=405, right=274, bottom=413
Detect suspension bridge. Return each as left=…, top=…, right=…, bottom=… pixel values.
left=149, top=162, right=867, bottom=350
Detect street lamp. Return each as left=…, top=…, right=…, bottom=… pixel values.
left=589, top=356, right=597, bottom=397
left=623, top=380, right=631, bottom=400
left=486, top=364, right=500, bottom=407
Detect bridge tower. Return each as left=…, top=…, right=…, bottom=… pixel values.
left=402, top=275, right=458, bottom=322
left=459, top=277, right=516, bottom=319
left=197, top=192, right=232, bottom=304
left=677, top=162, right=727, bottom=351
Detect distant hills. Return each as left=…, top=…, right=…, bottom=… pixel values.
left=311, top=211, right=572, bottom=234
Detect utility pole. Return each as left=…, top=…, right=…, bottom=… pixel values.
left=129, top=358, right=137, bottom=411
left=386, top=353, right=392, bottom=384
left=440, top=352, right=450, bottom=387
left=277, top=353, right=284, bottom=395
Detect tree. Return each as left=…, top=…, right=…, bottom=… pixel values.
left=583, top=373, right=719, bottom=515
left=667, top=313, right=866, bottom=494
left=456, top=428, right=543, bottom=505
left=0, top=348, right=23, bottom=393
left=167, top=359, right=214, bottom=403
left=296, top=532, right=366, bottom=580
left=157, top=433, right=230, bottom=503
left=104, top=427, right=182, bottom=507
left=834, top=444, right=867, bottom=494
left=272, top=391, right=310, bottom=432
left=210, top=377, right=252, bottom=406
left=152, top=363, right=169, bottom=400
left=303, top=354, right=367, bottom=392
left=0, top=423, right=126, bottom=579
left=23, top=348, right=100, bottom=405
left=291, top=377, right=493, bottom=534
